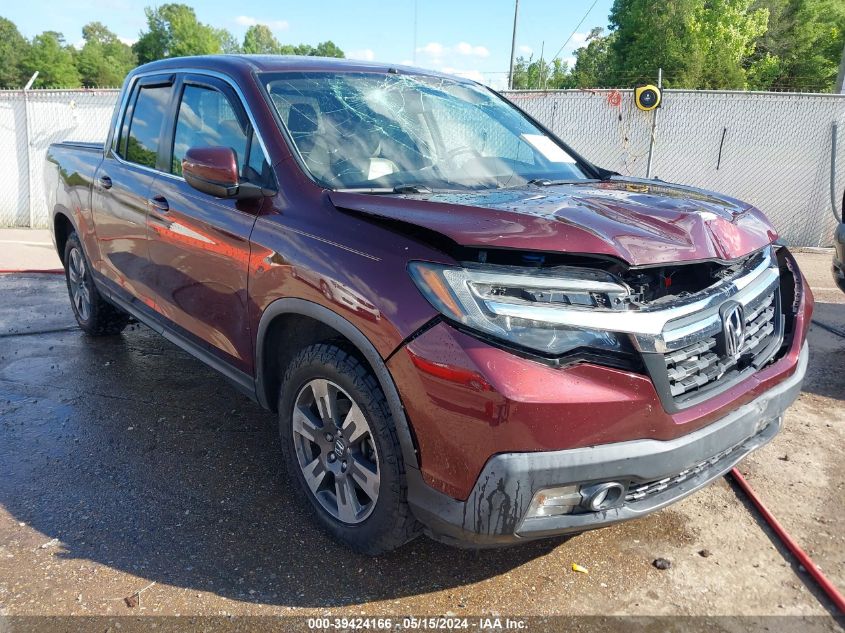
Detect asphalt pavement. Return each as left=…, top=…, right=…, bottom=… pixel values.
left=0, top=251, right=842, bottom=631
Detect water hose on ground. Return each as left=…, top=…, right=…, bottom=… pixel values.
left=730, top=467, right=845, bottom=613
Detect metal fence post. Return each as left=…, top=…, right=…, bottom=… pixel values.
left=23, top=88, right=33, bottom=228
left=832, top=122, right=841, bottom=222
left=645, top=68, right=662, bottom=179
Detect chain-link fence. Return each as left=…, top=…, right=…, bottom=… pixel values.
left=505, top=88, right=845, bottom=247
left=0, top=89, right=119, bottom=228
left=1, top=88, right=843, bottom=246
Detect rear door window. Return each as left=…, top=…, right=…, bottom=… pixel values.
left=118, top=83, right=173, bottom=169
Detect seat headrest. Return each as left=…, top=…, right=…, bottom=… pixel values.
left=287, top=103, right=318, bottom=136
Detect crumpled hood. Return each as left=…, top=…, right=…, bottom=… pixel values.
left=329, top=178, right=777, bottom=266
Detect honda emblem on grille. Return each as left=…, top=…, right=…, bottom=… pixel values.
left=720, top=301, right=746, bottom=360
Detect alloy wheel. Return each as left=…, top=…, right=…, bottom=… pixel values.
left=67, top=247, right=92, bottom=321
left=291, top=378, right=380, bottom=524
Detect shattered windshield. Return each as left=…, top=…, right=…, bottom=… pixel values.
left=262, top=71, right=588, bottom=191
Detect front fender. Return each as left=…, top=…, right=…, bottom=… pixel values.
left=254, top=297, right=420, bottom=471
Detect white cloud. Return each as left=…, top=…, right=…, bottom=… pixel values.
left=570, top=31, right=589, bottom=46
left=417, top=42, right=445, bottom=56
left=348, top=49, right=376, bottom=61
left=417, top=41, right=489, bottom=59
left=517, top=45, right=533, bottom=56
left=411, top=41, right=499, bottom=87
left=439, top=67, right=486, bottom=84
left=234, top=15, right=289, bottom=31
left=454, top=42, right=490, bottom=58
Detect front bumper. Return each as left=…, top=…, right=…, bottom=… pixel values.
left=407, top=342, right=808, bottom=547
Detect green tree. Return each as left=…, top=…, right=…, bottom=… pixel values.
left=242, top=24, right=280, bottom=54
left=312, top=40, right=345, bottom=58
left=590, top=0, right=773, bottom=89
left=275, top=40, right=345, bottom=57
left=570, top=28, right=616, bottom=87
left=605, top=0, right=705, bottom=88
left=750, top=0, right=845, bottom=91
left=0, top=17, right=30, bottom=88
left=217, top=29, right=241, bottom=54
left=134, top=4, right=223, bottom=63
left=22, top=31, right=80, bottom=88
left=695, top=0, right=770, bottom=89
left=76, top=22, right=137, bottom=87
left=511, top=56, right=575, bottom=89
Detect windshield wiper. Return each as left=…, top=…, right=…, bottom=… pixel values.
left=335, top=185, right=433, bottom=195
left=527, top=178, right=600, bottom=187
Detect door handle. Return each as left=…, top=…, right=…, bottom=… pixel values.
left=147, top=195, right=169, bottom=213
left=97, top=175, right=112, bottom=190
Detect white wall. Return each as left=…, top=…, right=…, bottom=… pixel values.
left=506, top=88, right=845, bottom=247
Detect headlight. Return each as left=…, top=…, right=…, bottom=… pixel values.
left=408, top=261, right=632, bottom=355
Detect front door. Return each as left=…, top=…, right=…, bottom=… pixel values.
left=145, top=75, right=273, bottom=374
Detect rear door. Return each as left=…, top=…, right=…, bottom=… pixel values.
left=145, top=73, right=273, bottom=374
left=92, top=74, right=175, bottom=303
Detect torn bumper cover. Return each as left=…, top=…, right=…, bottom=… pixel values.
left=407, top=342, right=808, bottom=547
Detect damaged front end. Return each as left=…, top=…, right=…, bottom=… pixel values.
left=409, top=245, right=800, bottom=413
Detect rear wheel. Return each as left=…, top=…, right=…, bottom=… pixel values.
left=64, top=232, right=129, bottom=336
left=278, top=343, right=419, bottom=554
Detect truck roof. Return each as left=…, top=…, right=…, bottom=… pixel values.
left=129, top=55, right=464, bottom=82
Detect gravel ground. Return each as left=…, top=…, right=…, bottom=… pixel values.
left=0, top=252, right=842, bottom=631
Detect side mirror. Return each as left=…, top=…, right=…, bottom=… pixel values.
left=182, top=146, right=264, bottom=200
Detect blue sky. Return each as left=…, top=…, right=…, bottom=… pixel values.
left=3, top=0, right=615, bottom=88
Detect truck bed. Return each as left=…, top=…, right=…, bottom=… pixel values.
left=50, top=140, right=105, bottom=153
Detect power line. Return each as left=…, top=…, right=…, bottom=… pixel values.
left=549, top=0, right=600, bottom=63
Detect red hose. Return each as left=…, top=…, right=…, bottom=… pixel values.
left=730, top=467, right=845, bottom=613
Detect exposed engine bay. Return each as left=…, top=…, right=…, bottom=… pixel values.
left=458, top=246, right=760, bottom=310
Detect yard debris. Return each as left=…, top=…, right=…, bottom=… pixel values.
left=653, top=558, right=672, bottom=570
left=698, top=549, right=712, bottom=558
left=124, top=581, right=156, bottom=609
left=571, top=563, right=589, bottom=574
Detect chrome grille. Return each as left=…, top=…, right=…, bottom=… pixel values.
left=664, top=290, right=781, bottom=398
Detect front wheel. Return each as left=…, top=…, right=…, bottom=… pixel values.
left=278, top=343, right=419, bottom=554
left=64, top=232, right=129, bottom=336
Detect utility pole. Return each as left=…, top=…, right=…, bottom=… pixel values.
left=538, top=41, right=544, bottom=90
left=412, top=0, right=418, bottom=65
left=508, top=0, right=519, bottom=89
left=836, top=39, right=845, bottom=94
left=645, top=67, right=662, bottom=179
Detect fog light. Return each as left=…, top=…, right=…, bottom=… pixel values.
left=580, top=482, right=625, bottom=512
left=525, top=485, right=581, bottom=518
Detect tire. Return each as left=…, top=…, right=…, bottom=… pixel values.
left=278, top=343, right=420, bottom=555
left=63, top=232, right=130, bottom=336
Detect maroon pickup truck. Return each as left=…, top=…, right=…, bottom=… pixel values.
left=45, top=55, right=812, bottom=554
